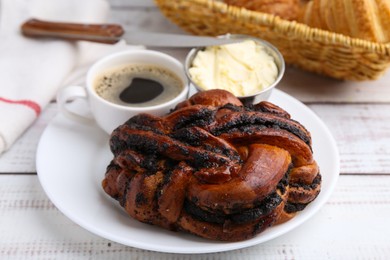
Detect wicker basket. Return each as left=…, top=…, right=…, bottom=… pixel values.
left=155, top=0, right=390, bottom=81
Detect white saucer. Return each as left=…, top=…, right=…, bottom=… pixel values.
left=36, top=89, right=339, bottom=254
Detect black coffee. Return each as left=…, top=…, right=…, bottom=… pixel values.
left=94, top=64, right=183, bottom=107
left=119, top=78, right=164, bottom=103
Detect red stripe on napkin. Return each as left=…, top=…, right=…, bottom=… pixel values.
left=0, top=97, right=41, bottom=116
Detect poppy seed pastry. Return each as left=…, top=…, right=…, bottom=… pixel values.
left=102, top=89, right=321, bottom=241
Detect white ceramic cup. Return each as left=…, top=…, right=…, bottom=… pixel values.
left=57, top=50, right=189, bottom=134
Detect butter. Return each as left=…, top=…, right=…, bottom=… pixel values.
left=188, top=40, right=278, bottom=97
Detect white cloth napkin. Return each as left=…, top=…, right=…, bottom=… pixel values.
left=0, top=0, right=143, bottom=154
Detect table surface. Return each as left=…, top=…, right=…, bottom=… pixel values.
left=1, top=1, right=390, bottom=259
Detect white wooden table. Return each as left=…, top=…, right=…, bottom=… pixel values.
left=1, top=1, right=390, bottom=259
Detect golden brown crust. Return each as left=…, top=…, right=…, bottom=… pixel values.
left=175, top=89, right=243, bottom=109
left=289, top=162, right=319, bottom=184
left=187, top=144, right=291, bottom=214
left=178, top=200, right=285, bottom=241
left=298, top=0, right=390, bottom=42
left=224, top=0, right=301, bottom=20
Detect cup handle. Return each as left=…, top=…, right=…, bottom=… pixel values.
left=56, top=86, right=94, bottom=123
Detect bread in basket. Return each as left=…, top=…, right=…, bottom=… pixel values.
left=155, top=0, right=390, bottom=81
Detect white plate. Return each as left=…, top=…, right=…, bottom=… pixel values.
left=36, top=89, right=339, bottom=254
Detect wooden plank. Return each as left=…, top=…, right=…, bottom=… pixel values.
left=0, top=175, right=389, bottom=258
left=278, top=67, right=390, bottom=103
left=309, top=103, right=390, bottom=174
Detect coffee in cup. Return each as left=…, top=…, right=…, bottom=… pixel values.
left=94, top=64, right=184, bottom=107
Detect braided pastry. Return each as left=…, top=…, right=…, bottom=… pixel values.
left=102, top=89, right=321, bottom=241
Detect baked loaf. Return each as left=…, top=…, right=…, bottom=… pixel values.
left=298, top=0, right=390, bottom=42
left=223, top=0, right=301, bottom=20
left=102, top=89, right=321, bottom=241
